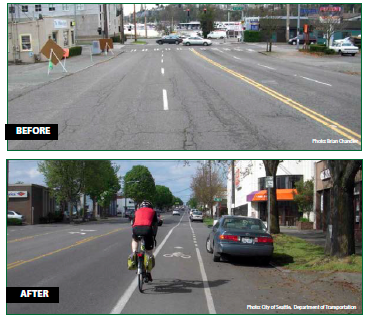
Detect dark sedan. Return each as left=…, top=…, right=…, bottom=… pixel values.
left=156, top=35, right=183, bottom=45
left=206, top=216, right=274, bottom=264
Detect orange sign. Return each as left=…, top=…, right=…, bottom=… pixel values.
left=63, top=48, right=69, bottom=58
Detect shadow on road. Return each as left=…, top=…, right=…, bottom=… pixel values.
left=142, top=278, right=229, bottom=294
left=223, top=255, right=293, bottom=268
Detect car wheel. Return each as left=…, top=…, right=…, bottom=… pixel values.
left=292, top=41, right=296, bottom=45
left=352, top=53, right=355, bottom=56
left=203, top=42, right=208, bottom=46
left=205, top=238, right=213, bottom=254
left=175, top=40, right=179, bottom=44
left=220, top=36, right=224, bottom=39
left=208, top=37, right=211, bottom=39
left=260, top=256, right=271, bottom=265
left=186, top=42, right=190, bottom=46
left=158, top=41, right=163, bottom=45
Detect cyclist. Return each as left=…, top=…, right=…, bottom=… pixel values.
left=130, top=200, right=158, bottom=282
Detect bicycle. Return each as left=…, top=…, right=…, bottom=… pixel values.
left=136, top=236, right=156, bottom=293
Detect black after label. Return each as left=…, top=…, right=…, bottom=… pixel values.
left=5, top=124, right=58, bottom=140
left=7, top=287, right=59, bottom=303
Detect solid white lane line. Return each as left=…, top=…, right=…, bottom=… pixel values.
left=163, top=89, right=168, bottom=110
left=233, top=56, right=241, bottom=60
left=161, top=68, right=164, bottom=75
left=189, top=220, right=216, bottom=314
left=110, top=215, right=184, bottom=314
left=258, top=64, right=276, bottom=70
left=300, top=76, right=332, bottom=87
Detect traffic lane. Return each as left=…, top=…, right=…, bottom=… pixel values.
left=8, top=50, right=158, bottom=150
left=172, top=49, right=359, bottom=150
left=7, top=217, right=179, bottom=314
left=192, top=220, right=344, bottom=314
left=121, top=214, right=212, bottom=314
left=201, top=48, right=361, bottom=135
left=7, top=222, right=128, bottom=266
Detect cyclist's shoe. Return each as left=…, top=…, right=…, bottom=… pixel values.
left=147, top=272, right=153, bottom=282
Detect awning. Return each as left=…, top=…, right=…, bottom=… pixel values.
left=247, top=189, right=298, bottom=202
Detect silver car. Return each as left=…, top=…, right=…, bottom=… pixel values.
left=183, top=36, right=212, bottom=46
left=7, top=210, right=25, bottom=221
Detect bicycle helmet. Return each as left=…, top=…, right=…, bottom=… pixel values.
left=140, top=200, right=153, bottom=208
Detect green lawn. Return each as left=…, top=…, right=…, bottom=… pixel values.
left=131, top=40, right=147, bottom=45
left=272, top=234, right=362, bottom=273
left=203, top=217, right=214, bottom=227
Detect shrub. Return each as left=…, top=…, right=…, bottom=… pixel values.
left=244, top=30, right=262, bottom=42
left=309, top=44, right=326, bottom=53
left=299, top=217, right=310, bottom=222
left=39, top=216, right=48, bottom=224
left=69, top=46, right=83, bottom=57
left=324, top=48, right=336, bottom=55
left=7, top=218, right=22, bottom=225
left=111, top=35, right=127, bottom=43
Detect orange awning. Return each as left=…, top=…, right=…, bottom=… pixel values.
left=251, top=189, right=298, bottom=202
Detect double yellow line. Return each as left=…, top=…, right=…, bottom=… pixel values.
left=7, top=228, right=123, bottom=270
left=191, top=49, right=361, bottom=145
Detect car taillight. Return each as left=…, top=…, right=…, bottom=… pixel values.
left=255, top=237, right=273, bottom=243
left=137, top=253, right=143, bottom=257
left=219, top=235, right=239, bottom=242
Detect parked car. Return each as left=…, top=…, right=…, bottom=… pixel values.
left=191, top=211, right=203, bottom=222
left=172, top=210, right=180, bottom=216
left=116, top=211, right=123, bottom=217
left=207, top=31, right=227, bottom=39
left=7, top=210, right=25, bottom=221
left=206, top=216, right=273, bottom=264
left=288, top=34, right=317, bottom=45
left=156, top=35, right=183, bottom=45
left=157, top=213, right=163, bottom=226
left=190, top=209, right=199, bottom=218
left=329, top=42, right=359, bottom=56
left=183, top=36, right=212, bottom=46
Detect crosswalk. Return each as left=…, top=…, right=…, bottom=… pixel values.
left=128, top=47, right=257, bottom=54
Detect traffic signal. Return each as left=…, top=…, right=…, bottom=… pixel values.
left=187, top=8, right=190, bottom=17
left=204, top=8, right=207, bottom=14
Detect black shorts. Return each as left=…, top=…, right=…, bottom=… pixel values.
left=132, top=226, right=154, bottom=250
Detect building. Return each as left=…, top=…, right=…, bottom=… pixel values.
left=314, top=161, right=362, bottom=242
left=8, top=16, right=75, bottom=63
left=116, top=195, right=135, bottom=213
left=227, top=160, right=315, bottom=226
left=8, top=184, right=55, bottom=225
left=8, top=4, right=120, bottom=42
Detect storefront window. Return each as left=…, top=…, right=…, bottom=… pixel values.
left=71, top=31, right=75, bottom=45
left=63, top=31, right=69, bottom=47
left=52, top=31, right=58, bottom=43
left=20, top=35, right=31, bottom=51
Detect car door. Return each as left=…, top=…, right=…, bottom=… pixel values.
left=210, top=221, right=220, bottom=249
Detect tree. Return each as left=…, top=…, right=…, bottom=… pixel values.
left=154, top=185, right=173, bottom=210
left=293, top=179, right=314, bottom=220
left=325, top=160, right=361, bottom=257
left=259, top=9, right=281, bottom=52
left=262, top=160, right=281, bottom=234
left=187, top=197, right=198, bottom=209
left=173, top=196, right=183, bottom=206
left=15, top=181, right=24, bottom=184
left=198, top=5, right=215, bottom=38
left=124, top=165, right=156, bottom=206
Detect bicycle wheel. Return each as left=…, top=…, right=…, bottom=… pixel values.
left=138, top=273, right=144, bottom=293
left=137, top=256, right=144, bottom=293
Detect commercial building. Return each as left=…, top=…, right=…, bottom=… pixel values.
left=8, top=184, right=55, bottom=225
left=227, top=160, right=315, bottom=226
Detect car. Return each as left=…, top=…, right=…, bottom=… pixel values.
left=189, top=209, right=199, bottom=218
left=157, top=213, right=163, bottom=226
left=116, top=211, right=123, bottom=217
left=333, top=37, right=352, bottom=45
left=206, top=216, right=274, bottom=264
left=207, top=31, right=227, bottom=39
left=156, top=35, right=183, bottom=45
left=191, top=211, right=203, bottom=222
left=329, top=42, right=359, bottom=56
left=288, top=34, right=317, bottom=45
left=125, top=208, right=135, bottom=218
left=172, top=210, right=180, bottom=216
left=7, top=210, right=25, bottom=221
left=183, top=36, right=212, bottom=46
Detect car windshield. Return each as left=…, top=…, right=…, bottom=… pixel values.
left=193, top=211, right=202, bottom=215
left=342, top=43, right=352, bottom=46
left=222, top=218, right=265, bottom=231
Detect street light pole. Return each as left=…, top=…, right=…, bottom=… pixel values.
left=297, top=4, right=300, bottom=50
left=133, top=4, right=137, bottom=42
left=120, top=4, right=124, bottom=44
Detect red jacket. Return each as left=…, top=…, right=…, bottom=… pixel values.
left=132, top=207, right=157, bottom=227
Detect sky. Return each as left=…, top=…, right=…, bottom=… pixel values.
left=8, top=160, right=202, bottom=203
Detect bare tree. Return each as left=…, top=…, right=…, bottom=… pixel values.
left=259, top=9, right=281, bottom=52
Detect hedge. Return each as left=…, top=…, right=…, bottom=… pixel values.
left=309, top=44, right=327, bottom=52
left=324, top=48, right=336, bottom=55
left=111, top=35, right=127, bottom=43
left=69, top=46, right=83, bottom=57
left=7, top=218, right=22, bottom=225
left=244, top=30, right=262, bottom=42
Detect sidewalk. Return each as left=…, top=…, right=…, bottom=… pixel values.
left=8, top=45, right=124, bottom=101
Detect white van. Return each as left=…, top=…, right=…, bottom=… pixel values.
left=207, top=31, right=227, bottom=39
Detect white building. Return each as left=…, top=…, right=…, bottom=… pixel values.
left=227, top=160, right=315, bottom=225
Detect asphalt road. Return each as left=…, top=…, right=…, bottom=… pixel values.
left=7, top=212, right=361, bottom=314
left=8, top=41, right=361, bottom=150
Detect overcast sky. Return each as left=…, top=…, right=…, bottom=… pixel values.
left=122, top=4, right=157, bottom=15
left=8, top=160, right=202, bottom=203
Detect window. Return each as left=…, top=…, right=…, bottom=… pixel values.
left=63, top=31, right=69, bottom=47
left=22, top=5, right=28, bottom=13
left=71, top=31, right=75, bottom=45
left=49, top=4, right=55, bottom=11
left=62, top=4, right=69, bottom=11
left=9, top=5, right=15, bottom=13
left=76, top=4, right=84, bottom=10
left=35, top=4, right=42, bottom=12
left=52, top=31, right=58, bottom=43
left=20, top=34, right=32, bottom=51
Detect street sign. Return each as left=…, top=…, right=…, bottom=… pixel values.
left=265, top=176, right=274, bottom=188
left=214, top=198, right=222, bottom=202
left=232, top=6, right=243, bottom=11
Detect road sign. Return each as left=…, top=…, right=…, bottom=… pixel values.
left=232, top=6, right=243, bottom=11
left=214, top=198, right=222, bottom=202
left=265, top=176, right=274, bottom=188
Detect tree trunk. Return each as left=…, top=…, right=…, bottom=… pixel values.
left=92, top=197, right=97, bottom=220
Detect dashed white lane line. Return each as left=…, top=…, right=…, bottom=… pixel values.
left=110, top=214, right=184, bottom=314
left=299, top=75, right=332, bottom=87
left=258, top=64, right=276, bottom=70
left=189, top=219, right=216, bottom=314
left=233, top=56, right=241, bottom=60
left=161, top=59, right=163, bottom=63
left=161, top=68, right=164, bottom=75
left=163, top=89, right=168, bottom=110
left=246, top=48, right=255, bottom=52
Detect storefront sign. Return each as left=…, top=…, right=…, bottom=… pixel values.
left=320, top=6, right=342, bottom=12
left=320, top=169, right=331, bottom=180
left=8, top=191, right=28, bottom=198
left=235, top=168, right=240, bottom=188
left=54, top=19, right=68, bottom=29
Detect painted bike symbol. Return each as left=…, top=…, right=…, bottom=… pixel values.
left=163, top=252, right=191, bottom=259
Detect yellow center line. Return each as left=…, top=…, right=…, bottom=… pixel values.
left=191, top=49, right=361, bottom=145
left=7, top=228, right=74, bottom=243
left=7, top=228, right=124, bottom=270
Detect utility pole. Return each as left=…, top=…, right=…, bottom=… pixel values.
left=74, top=4, right=77, bottom=44
left=133, top=4, right=137, bottom=42
left=145, top=10, right=147, bottom=38
left=286, top=4, right=290, bottom=42
left=103, top=4, right=108, bottom=38
left=119, top=4, right=124, bottom=44
left=296, top=4, right=300, bottom=50
left=231, top=160, right=235, bottom=215
left=209, top=161, right=212, bottom=218
left=10, top=4, right=16, bottom=63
